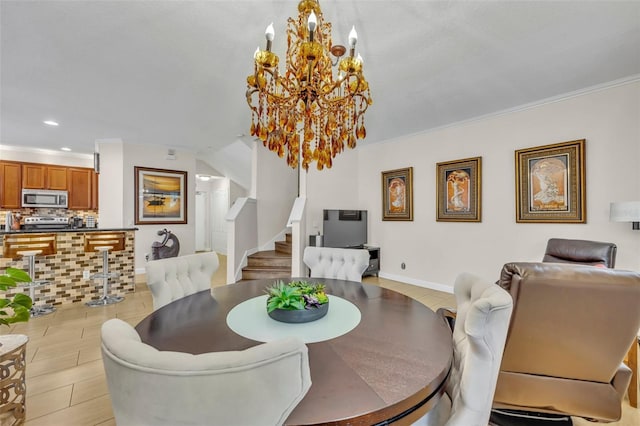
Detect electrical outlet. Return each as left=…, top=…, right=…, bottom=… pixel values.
left=83, top=270, right=90, bottom=280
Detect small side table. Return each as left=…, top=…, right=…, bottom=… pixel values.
left=0, top=334, right=28, bottom=425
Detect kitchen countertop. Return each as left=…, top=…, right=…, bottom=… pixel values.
left=0, top=227, right=138, bottom=236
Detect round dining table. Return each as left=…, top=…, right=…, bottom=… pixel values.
left=135, top=278, right=453, bottom=425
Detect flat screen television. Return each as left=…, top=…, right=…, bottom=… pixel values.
left=322, top=209, right=367, bottom=248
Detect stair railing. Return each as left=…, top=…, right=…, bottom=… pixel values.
left=225, top=197, right=257, bottom=283
left=287, top=197, right=307, bottom=277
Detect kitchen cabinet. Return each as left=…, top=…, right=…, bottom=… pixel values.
left=22, top=164, right=46, bottom=189
left=3, top=160, right=97, bottom=211
left=22, top=164, right=68, bottom=190
left=91, top=170, right=99, bottom=210
left=0, top=161, right=22, bottom=209
left=46, top=166, right=68, bottom=190
left=67, top=167, right=93, bottom=210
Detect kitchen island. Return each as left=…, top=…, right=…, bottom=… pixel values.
left=0, top=228, right=136, bottom=306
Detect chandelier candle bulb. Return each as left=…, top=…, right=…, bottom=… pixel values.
left=265, top=23, right=274, bottom=51
left=348, top=26, right=358, bottom=57
left=308, top=11, right=317, bottom=41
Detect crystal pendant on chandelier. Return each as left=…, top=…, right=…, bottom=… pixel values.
left=245, top=0, right=372, bottom=171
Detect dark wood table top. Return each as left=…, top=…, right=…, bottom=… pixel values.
left=135, top=278, right=453, bottom=425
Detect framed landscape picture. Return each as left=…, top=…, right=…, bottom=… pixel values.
left=515, top=139, right=585, bottom=223
left=135, top=167, right=187, bottom=225
left=381, top=167, right=413, bottom=221
left=436, top=157, right=482, bottom=222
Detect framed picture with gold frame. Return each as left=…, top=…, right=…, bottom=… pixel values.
left=381, top=167, right=413, bottom=221
left=515, top=139, right=585, bottom=223
left=135, top=166, right=187, bottom=225
left=436, top=157, right=482, bottom=222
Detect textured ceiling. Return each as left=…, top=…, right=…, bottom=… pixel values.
left=1, top=0, right=639, bottom=159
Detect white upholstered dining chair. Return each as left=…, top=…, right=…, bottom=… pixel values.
left=303, top=246, right=370, bottom=282
left=414, top=272, right=513, bottom=426
left=101, top=318, right=311, bottom=426
left=145, top=251, right=219, bottom=310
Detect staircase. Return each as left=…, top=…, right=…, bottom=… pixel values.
left=241, top=233, right=292, bottom=280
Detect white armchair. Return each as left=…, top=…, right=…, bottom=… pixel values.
left=415, top=273, right=513, bottom=426
left=145, top=251, right=219, bottom=310
left=101, top=318, right=311, bottom=426
left=303, top=246, right=370, bottom=282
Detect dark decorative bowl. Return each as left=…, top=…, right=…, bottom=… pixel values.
left=268, top=302, right=329, bottom=323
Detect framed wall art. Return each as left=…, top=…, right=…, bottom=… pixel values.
left=436, top=157, right=482, bottom=222
left=515, top=139, right=585, bottom=223
left=381, top=167, right=413, bottom=221
left=135, top=166, right=188, bottom=225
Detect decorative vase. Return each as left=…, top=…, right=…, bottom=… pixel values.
left=268, top=302, right=329, bottom=323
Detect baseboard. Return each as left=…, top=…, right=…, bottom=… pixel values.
left=378, top=271, right=454, bottom=294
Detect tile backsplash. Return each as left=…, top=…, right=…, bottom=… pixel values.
left=0, top=207, right=99, bottom=227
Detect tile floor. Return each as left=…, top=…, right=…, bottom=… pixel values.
left=1, top=255, right=637, bottom=425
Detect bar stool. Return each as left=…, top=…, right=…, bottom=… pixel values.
left=15, top=250, right=56, bottom=317
left=3, top=233, right=57, bottom=317
left=85, top=233, right=125, bottom=307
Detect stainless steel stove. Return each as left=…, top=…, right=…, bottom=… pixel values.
left=23, top=216, right=69, bottom=229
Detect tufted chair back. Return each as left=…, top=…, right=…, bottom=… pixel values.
left=542, top=238, right=617, bottom=267
left=415, top=273, right=513, bottom=426
left=146, top=251, right=219, bottom=310
left=303, top=247, right=370, bottom=282
left=101, top=318, right=311, bottom=426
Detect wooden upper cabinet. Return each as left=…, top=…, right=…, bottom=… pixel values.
left=0, top=161, right=22, bottom=209
left=22, top=164, right=46, bottom=189
left=68, top=167, right=93, bottom=210
left=22, top=163, right=68, bottom=190
left=3, top=161, right=94, bottom=210
left=46, top=166, right=68, bottom=190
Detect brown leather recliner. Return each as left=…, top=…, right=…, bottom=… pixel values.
left=542, top=238, right=617, bottom=267
left=493, top=262, right=640, bottom=422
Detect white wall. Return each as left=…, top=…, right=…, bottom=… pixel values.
left=97, top=140, right=125, bottom=228
left=305, top=148, right=360, bottom=237
left=118, top=143, right=197, bottom=271
left=308, top=81, right=640, bottom=290
left=254, top=142, right=298, bottom=247
left=230, top=180, right=247, bottom=205
left=226, top=197, right=257, bottom=283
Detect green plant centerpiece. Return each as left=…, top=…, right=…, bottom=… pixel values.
left=266, top=280, right=329, bottom=323
left=0, top=268, right=33, bottom=326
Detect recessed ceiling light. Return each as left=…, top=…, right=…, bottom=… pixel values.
left=43, top=120, right=59, bottom=126
left=60, top=147, right=72, bottom=152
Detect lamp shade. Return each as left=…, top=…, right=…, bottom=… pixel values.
left=610, top=201, right=640, bottom=222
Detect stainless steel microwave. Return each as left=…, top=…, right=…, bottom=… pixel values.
left=21, top=189, right=68, bottom=208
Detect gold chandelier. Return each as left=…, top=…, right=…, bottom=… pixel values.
left=246, top=0, right=372, bottom=171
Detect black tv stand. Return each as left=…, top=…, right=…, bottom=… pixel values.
left=345, top=246, right=379, bottom=277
